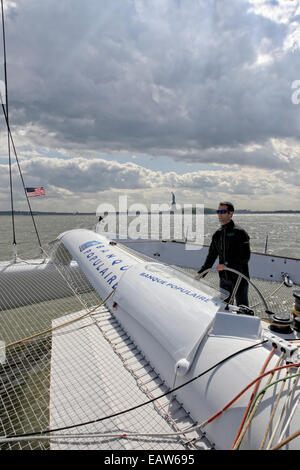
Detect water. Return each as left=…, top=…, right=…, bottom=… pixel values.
left=0, top=211, right=299, bottom=449
left=205, top=213, right=300, bottom=259
left=0, top=212, right=299, bottom=261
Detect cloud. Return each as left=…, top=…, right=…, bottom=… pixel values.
left=2, top=155, right=297, bottom=212
left=0, top=0, right=299, bottom=210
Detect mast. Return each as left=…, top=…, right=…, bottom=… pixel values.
left=0, top=0, right=17, bottom=259
left=0, top=0, right=45, bottom=261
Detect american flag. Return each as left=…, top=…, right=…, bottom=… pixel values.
left=26, top=187, right=45, bottom=197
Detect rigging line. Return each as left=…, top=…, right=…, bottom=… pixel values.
left=277, top=393, right=300, bottom=444
left=0, top=0, right=16, bottom=248
left=231, top=345, right=277, bottom=449
left=270, top=428, right=300, bottom=451
left=232, top=349, right=285, bottom=450
left=4, top=339, right=267, bottom=439
left=250, top=280, right=285, bottom=309
left=196, top=362, right=300, bottom=439
left=0, top=288, right=115, bottom=351
left=266, top=365, right=300, bottom=450
left=0, top=100, right=44, bottom=257
left=259, top=368, right=290, bottom=450
left=249, top=372, right=300, bottom=449
left=1, top=372, right=300, bottom=446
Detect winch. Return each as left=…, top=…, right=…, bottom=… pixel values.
left=292, top=290, right=300, bottom=332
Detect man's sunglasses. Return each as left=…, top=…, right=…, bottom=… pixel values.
left=216, top=209, right=229, bottom=214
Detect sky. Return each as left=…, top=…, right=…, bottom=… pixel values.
left=0, top=0, right=300, bottom=213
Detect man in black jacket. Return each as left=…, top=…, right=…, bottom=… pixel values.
left=195, top=202, right=250, bottom=306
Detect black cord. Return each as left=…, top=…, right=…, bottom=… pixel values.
left=7, top=338, right=267, bottom=439
left=0, top=104, right=44, bottom=255
left=0, top=0, right=16, bottom=247
left=0, top=1, right=43, bottom=256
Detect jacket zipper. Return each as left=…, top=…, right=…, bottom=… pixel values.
left=223, top=228, right=227, bottom=279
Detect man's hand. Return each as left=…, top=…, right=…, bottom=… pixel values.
left=216, top=264, right=224, bottom=272
left=195, top=273, right=202, bottom=280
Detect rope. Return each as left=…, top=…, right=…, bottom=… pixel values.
left=277, top=394, right=300, bottom=443
left=197, top=362, right=300, bottom=437
left=0, top=98, right=45, bottom=258
left=252, top=372, right=300, bottom=450
left=270, top=428, right=300, bottom=450
left=250, top=280, right=286, bottom=309
left=266, top=365, right=300, bottom=449
left=232, top=350, right=285, bottom=450
left=259, top=367, right=290, bottom=449
left=1, top=242, right=298, bottom=448
left=0, top=0, right=16, bottom=248
left=231, top=346, right=277, bottom=449
left=1, top=340, right=267, bottom=441
left=0, top=290, right=115, bottom=351
left=0, top=0, right=44, bottom=259
left=1, top=241, right=115, bottom=348
left=0, top=425, right=210, bottom=445
left=2, top=350, right=300, bottom=449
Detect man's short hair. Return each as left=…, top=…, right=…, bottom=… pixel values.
left=219, top=201, right=234, bottom=212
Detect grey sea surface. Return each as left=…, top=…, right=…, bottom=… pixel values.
left=0, top=212, right=299, bottom=261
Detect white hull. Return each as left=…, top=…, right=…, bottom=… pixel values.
left=49, top=229, right=300, bottom=450
left=0, top=229, right=298, bottom=312
left=0, top=259, right=91, bottom=309
left=1, top=229, right=300, bottom=450
left=95, top=228, right=300, bottom=285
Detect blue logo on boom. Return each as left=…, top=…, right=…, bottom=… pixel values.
left=79, top=241, right=103, bottom=252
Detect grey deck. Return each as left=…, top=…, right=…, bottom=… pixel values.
left=50, top=306, right=211, bottom=450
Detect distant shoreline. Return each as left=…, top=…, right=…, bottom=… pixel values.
left=0, top=210, right=299, bottom=216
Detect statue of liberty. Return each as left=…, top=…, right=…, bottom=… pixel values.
left=170, top=192, right=176, bottom=211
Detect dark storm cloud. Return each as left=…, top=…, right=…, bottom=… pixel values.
left=0, top=0, right=299, bottom=213
left=2, top=0, right=299, bottom=171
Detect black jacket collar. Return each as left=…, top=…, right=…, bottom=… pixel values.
left=219, top=219, right=234, bottom=231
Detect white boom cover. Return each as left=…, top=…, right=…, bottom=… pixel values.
left=57, top=229, right=223, bottom=370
